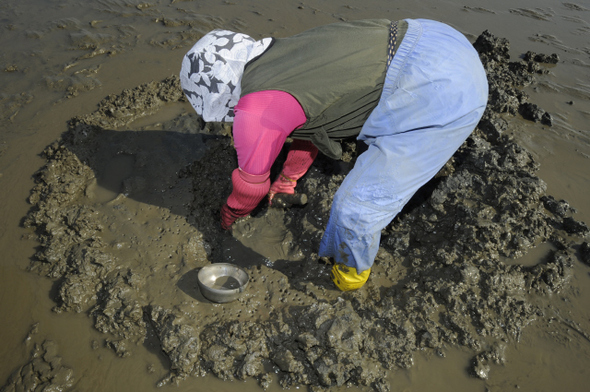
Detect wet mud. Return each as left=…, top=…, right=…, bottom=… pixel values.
left=7, top=31, right=590, bottom=392
left=1, top=324, right=75, bottom=392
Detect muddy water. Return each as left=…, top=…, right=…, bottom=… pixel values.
left=1, top=0, right=589, bottom=391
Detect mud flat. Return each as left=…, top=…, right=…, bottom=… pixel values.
left=5, top=31, right=589, bottom=392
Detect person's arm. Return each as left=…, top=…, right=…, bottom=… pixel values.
left=221, top=168, right=270, bottom=230
left=268, top=139, right=318, bottom=203
left=221, top=90, right=306, bottom=229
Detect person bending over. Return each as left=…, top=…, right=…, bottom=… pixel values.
left=180, top=18, right=488, bottom=291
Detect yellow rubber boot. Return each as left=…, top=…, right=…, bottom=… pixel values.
left=330, top=263, right=371, bottom=291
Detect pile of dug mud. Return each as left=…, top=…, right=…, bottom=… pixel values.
left=6, top=31, right=590, bottom=391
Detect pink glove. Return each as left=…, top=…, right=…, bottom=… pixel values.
left=221, top=168, right=270, bottom=230
left=269, top=140, right=318, bottom=203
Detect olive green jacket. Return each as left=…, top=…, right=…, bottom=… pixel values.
left=241, top=19, right=406, bottom=159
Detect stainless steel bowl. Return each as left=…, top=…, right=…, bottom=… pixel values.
left=197, top=263, right=249, bottom=303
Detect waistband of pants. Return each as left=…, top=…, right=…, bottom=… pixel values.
left=386, top=20, right=408, bottom=68
left=382, top=18, right=423, bottom=96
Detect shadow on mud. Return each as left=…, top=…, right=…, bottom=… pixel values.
left=64, top=121, right=239, bottom=260
left=66, top=128, right=211, bottom=214
left=176, top=268, right=207, bottom=302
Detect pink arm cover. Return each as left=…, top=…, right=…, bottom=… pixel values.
left=226, top=90, right=308, bottom=214
left=269, top=139, right=318, bottom=195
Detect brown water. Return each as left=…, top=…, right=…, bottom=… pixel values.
left=1, top=0, right=589, bottom=391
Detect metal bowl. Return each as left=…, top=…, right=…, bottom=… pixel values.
left=197, top=263, right=249, bottom=303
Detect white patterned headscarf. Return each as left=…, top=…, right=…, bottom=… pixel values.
left=180, top=30, right=272, bottom=122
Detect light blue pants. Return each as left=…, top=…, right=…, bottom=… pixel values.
left=318, top=19, right=489, bottom=272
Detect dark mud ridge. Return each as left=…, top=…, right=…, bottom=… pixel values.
left=6, top=31, right=590, bottom=392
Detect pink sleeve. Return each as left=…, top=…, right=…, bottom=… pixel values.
left=224, top=90, right=306, bottom=216
left=226, top=168, right=270, bottom=215
left=282, top=139, right=319, bottom=179
left=269, top=139, right=319, bottom=195
left=233, top=90, right=306, bottom=176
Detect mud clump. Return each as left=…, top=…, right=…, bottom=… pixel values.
left=473, top=30, right=556, bottom=126
left=1, top=338, right=75, bottom=392
left=17, top=31, right=589, bottom=392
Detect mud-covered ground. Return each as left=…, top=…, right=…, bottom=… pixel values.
left=3, top=26, right=588, bottom=392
